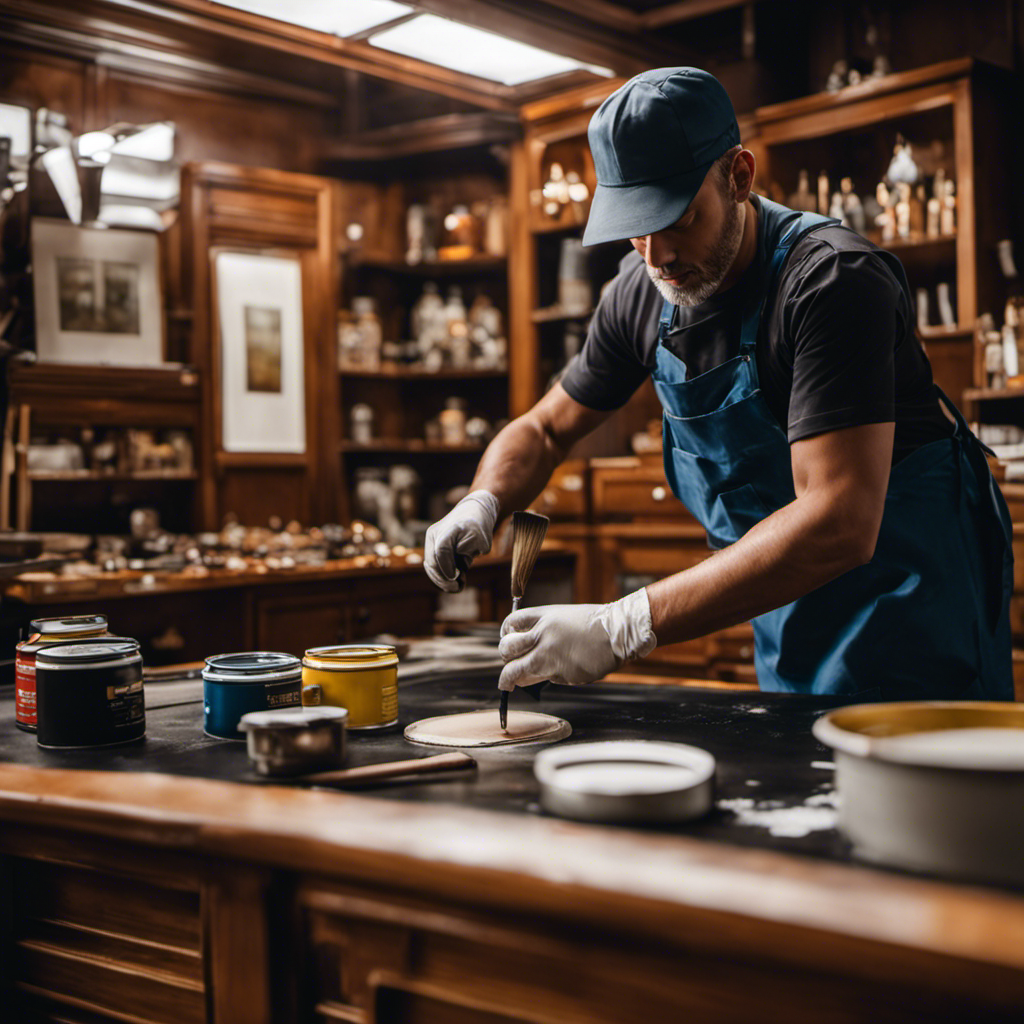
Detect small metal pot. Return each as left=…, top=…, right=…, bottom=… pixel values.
left=238, top=706, right=348, bottom=777
left=813, top=701, right=1024, bottom=885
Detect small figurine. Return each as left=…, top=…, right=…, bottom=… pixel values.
left=828, top=191, right=848, bottom=227
left=817, top=170, right=830, bottom=216
left=787, top=169, right=817, bottom=212
left=875, top=182, right=895, bottom=242
left=894, top=182, right=912, bottom=240
left=886, top=134, right=919, bottom=185
left=826, top=60, right=848, bottom=92
left=840, top=177, right=866, bottom=233
left=941, top=178, right=957, bottom=236
left=910, top=184, right=927, bottom=236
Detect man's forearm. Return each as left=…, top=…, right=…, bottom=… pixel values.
left=646, top=491, right=875, bottom=645
left=469, top=414, right=566, bottom=520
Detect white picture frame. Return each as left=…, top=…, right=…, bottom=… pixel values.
left=31, top=217, right=164, bottom=366
left=213, top=250, right=306, bottom=455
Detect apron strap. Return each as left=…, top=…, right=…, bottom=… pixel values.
left=740, top=210, right=839, bottom=355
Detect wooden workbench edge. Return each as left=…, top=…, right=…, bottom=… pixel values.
left=0, top=762, right=1023, bottom=1003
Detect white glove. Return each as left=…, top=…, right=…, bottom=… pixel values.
left=497, top=589, right=657, bottom=691
left=424, top=490, right=500, bottom=593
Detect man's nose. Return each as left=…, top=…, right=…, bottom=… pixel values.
left=644, top=231, right=675, bottom=270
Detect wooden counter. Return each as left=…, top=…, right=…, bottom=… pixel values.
left=1, top=679, right=1023, bottom=1023
left=0, top=548, right=576, bottom=668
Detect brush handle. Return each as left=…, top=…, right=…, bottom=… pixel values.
left=295, top=752, right=476, bottom=788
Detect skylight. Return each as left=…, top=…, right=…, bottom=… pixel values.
left=212, top=0, right=413, bottom=37
left=369, top=14, right=612, bottom=86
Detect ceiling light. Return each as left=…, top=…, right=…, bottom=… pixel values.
left=369, top=14, right=612, bottom=86
left=212, top=0, right=413, bottom=36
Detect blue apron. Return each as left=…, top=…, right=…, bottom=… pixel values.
left=652, top=198, right=1013, bottom=700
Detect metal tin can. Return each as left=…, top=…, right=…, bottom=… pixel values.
left=202, top=652, right=302, bottom=740
left=15, top=614, right=109, bottom=732
left=302, top=645, right=398, bottom=730
left=239, top=706, right=348, bottom=777
left=36, top=639, right=144, bottom=749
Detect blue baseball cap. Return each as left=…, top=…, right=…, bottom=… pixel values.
left=582, top=67, right=740, bottom=247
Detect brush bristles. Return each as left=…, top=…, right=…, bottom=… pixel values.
left=510, top=511, right=549, bottom=600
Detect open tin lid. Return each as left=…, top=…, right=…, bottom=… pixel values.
left=239, top=706, right=348, bottom=732
left=534, top=740, right=716, bottom=823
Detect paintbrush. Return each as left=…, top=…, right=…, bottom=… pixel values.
left=501, top=510, right=549, bottom=730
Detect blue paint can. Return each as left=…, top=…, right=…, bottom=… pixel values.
left=203, top=652, right=302, bottom=740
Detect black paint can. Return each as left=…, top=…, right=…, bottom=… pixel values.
left=36, top=640, right=145, bottom=749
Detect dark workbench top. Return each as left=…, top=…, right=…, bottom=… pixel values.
left=0, top=673, right=853, bottom=864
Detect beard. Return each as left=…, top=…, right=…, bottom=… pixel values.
left=646, top=194, right=744, bottom=307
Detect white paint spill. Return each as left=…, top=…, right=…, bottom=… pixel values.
left=718, top=790, right=839, bottom=837
left=734, top=705, right=769, bottom=714
left=810, top=760, right=835, bottom=770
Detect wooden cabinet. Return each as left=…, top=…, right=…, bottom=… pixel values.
left=332, top=153, right=513, bottom=526
left=4, top=362, right=202, bottom=534
left=4, top=769, right=1024, bottom=1024
left=755, top=58, right=1013, bottom=410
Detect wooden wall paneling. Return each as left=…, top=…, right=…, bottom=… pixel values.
left=183, top=162, right=339, bottom=530
left=0, top=45, right=88, bottom=128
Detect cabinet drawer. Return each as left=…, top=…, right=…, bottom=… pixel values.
left=533, top=459, right=589, bottom=520
left=592, top=461, right=694, bottom=520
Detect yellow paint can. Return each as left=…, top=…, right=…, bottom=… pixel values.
left=301, top=645, right=398, bottom=730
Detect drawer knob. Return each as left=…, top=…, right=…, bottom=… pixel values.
left=651, top=486, right=667, bottom=502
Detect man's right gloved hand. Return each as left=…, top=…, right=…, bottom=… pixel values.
left=423, top=490, right=500, bottom=593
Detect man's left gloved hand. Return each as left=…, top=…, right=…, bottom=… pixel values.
left=497, top=589, right=657, bottom=691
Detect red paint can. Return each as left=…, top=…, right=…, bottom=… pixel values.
left=15, top=614, right=109, bottom=731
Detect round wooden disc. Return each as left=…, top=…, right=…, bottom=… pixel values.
left=404, top=709, right=572, bottom=748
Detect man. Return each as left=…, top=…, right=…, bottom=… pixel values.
left=424, top=67, right=1013, bottom=702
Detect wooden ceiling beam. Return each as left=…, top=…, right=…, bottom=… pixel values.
left=323, top=111, right=521, bottom=161
left=640, top=0, right=753, bottom=30
left=537, top=0, right=754, bottom=32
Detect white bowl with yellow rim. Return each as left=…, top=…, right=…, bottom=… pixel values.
left=812, top=702, right=1024, bottom=885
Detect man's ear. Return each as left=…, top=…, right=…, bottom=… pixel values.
left=732, top=149, right=756, bottom=203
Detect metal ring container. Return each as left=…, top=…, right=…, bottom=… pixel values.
left=15, top=614, right=109, bottom=732
left=239, top=706, right=348, bottom=777
left=534, top=740, right=716, bottom=824
left=36, top=639, right=144, bottom=749
left=813, top=701, right=1024, bottom=886
left=301, top=645, right=398, bottom=730
left=203, top=652, right=302, bottom=740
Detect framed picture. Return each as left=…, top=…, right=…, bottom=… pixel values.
left=213, top=250, right=306, bottom=455
left=31, top=217, right=164, bottom=366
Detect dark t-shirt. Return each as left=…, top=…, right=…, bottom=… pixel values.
left=561, top=197, right=952, bottom=463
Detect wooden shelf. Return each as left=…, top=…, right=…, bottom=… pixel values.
left=340, top=440, right=485, bottom=454
left=918, top=324, right=971, bottom=340
left=531, top=306, right=593, bottom=323
left=962, top=387, right=1024, bottom=402
left=9, top=361, right=200, bottom=404
left=877, top=233, right=957, bottom=255
left=27, top=471, right=197, bottom=482
left=345, top=253, right=507, bottom=275
left=340, top=365, right=507, bottom=380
